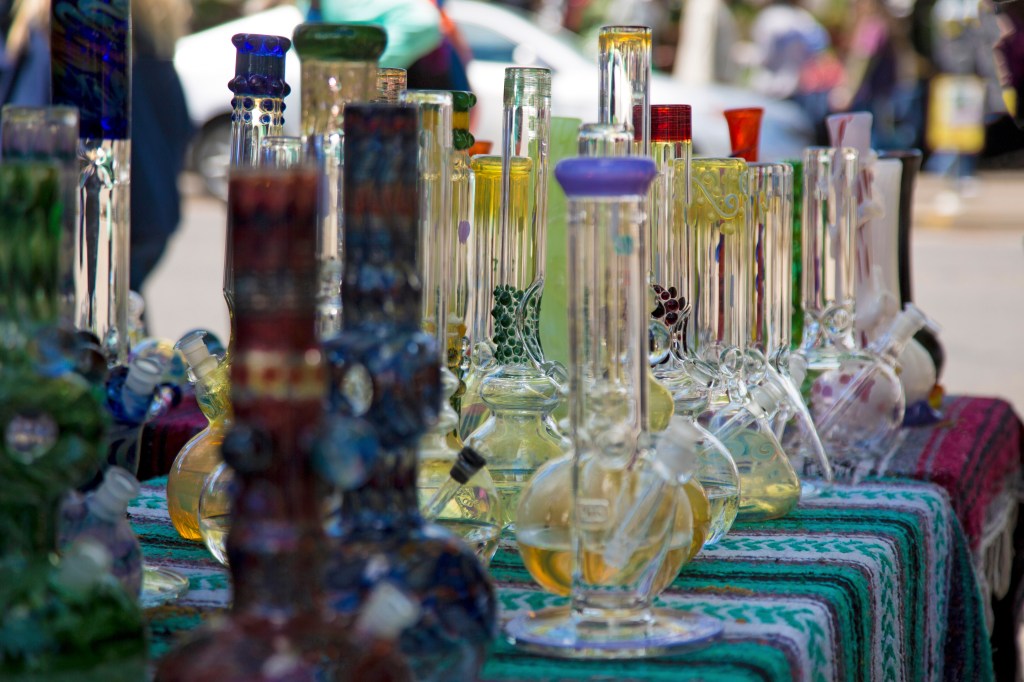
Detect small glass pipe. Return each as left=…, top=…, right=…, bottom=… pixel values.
left=421, top=447, right=488, bottom=519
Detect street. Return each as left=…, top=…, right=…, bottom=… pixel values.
left=143, top=171, right=1024, bottom=416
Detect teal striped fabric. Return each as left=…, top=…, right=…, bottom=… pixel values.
left=134, top=478, right=991, bottom=681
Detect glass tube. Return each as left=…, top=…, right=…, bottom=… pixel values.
left=51, top=0, right=131, bottom=364
left=855, top=158, right=903, bottom=344
left=259, top=135, right=304, bottom=168
left=292, top=24, right=386, bottom=339
left=508, top=156, right=722, bottom=657
left=748, top=162, right=794, bottom=370
left=449, top=91, right=477, bottom=413
left=224, top=33, right=291, bottom=320
left=724, top=108, right=763, bottom=163
left=0, top=106, right=79, bottom=329
left=686, top=158, right=752, bottom=401
left=501, top=68, right=551, bottom=308
left=798, top=147, right=859, bottom=359
left=399, top=90, right=453, bottom=348
left=577, top=122, right=631, bottom=156
left=374, top=68, right=407, bottom=103
left=598, top=26, right=651, bottom=155
left=647, top=106, right=692, bottom=389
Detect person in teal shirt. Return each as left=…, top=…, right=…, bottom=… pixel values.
left=304, top=0, right=442, bottom=69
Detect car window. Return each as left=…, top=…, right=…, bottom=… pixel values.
left=458, top=22, right=518, bottom=63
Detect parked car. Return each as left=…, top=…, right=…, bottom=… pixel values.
left=176, top=1, right=811, bottom=199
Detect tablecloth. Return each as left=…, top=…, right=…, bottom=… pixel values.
left=135, top=477, right=991, bottom=682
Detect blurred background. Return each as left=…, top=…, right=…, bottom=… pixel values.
left=3, top=0, right=1021, bottom=409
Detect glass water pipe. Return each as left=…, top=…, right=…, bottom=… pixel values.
left=157, top=164, right=354, bottom=682
left=508, top=157, right=722, bottom=657
left=51, top=0, right=131, bottom=364
left=166, top=331, right=232, bottom=541
left=598, top=26, right=651, bottom=155
left=323, top=104, right=497, bottom=681
left=0, top=161, right=147, bottom=678
left=746, top=162, right=832, bottom=492
left=223, top=33, right=291, bottom=319
left=462, top=154, right=566, bottom=531
left=292, top=24, right=386, bottom=339
left=449, top=90, right=477, bottom=414
left=809, top=304, right=932, bottom=475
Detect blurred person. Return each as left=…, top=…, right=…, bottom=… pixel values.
left=830, top=0, right=906, bottom=148
left=131, top=0, right=194, bottom=293
left=406, top=0, right=472, bottom=91
left=0, top=0, right=48, bottom=108
left=306, top=0, right=442, bottom=70
left=749, top=0, right=838, bottom=143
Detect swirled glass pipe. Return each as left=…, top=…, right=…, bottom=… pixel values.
left=598, top=26, right=651, bottom=155
left=0, top=106, right=79, bottom=332
left=51, top=0, right=131, bottom=364
left=292, top=24, right=385, bottom=339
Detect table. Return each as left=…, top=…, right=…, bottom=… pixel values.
left=135, top=477, right=990, bottom=681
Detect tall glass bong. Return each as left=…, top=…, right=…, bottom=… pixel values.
left=509, top=157, right=723, bottom=658
left=51, top=0, right=131, bottom=364
left=292, top=23, right=385, bottom=338
left=461, top=68, right=567, bottom=531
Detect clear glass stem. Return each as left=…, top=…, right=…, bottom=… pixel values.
left=598, top=26, right=651, bottom=155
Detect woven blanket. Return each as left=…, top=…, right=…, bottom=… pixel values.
left=133, top=478, right=990, bottom=681
left=140, top=396, right=1023, bottom=555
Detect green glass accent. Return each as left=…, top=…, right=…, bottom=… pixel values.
left=291, top=23, right=386, bottom=61
left=490, top=284, right=539, bottom=365
left=789, top=160, right=804, bottom=348
left=451, top=90, right=477, bottom=113
left=453, top=128, right=475, bottom=151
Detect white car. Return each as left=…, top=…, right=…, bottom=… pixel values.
left=176, top=1, right=811, bottom=198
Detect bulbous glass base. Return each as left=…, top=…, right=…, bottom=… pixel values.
left=505, top=605, right=722, bottom=659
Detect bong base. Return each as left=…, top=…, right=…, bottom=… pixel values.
left=505, top=605, right=722, bottom=659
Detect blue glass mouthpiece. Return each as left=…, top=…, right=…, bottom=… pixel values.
left=229, top=33, right=292, bottom=97
left=555, top=157, right=657, bottom=198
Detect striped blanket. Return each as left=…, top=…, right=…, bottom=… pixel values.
left=135, top=478, right=990, bottom=681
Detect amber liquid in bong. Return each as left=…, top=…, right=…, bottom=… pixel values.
left=726, top=429, right=801, bottom=521
left=518, top=478, right=710, bottom=595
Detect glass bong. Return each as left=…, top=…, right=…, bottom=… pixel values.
left=797, top=146, right=909, bottom=473
left=401, top=90, right=503, bottom=565
left=509, top=156, right=722, bottom=657
left=292, top=23, right=386, bottom=338
left=322, top=104, right=497, bottom=681
left=687, top=157, right=802, bottom=521
left=461, top=68, right=567, bottom=532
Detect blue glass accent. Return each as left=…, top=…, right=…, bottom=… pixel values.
left=228, top=33, right=291, bottom=97
left=50, top=0, right=131, bottom=140
left=555, top=156, right=657, bottom=198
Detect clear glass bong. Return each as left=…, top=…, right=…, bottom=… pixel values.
left=461, top=68, right=568, bottom=532
left=508, top=157, right=723, bottom=657
left=687, top=158, right=802, bottom=521
left=292, top=24, right=385, bottom=339
left=402, top=91, right=504, bottom=565
left=797, top=146, right=908, bottom=474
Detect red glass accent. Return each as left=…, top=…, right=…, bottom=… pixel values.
left=724, top=107, right=763, bottom=162
left=469, top=140, right=492, bottom=155
left=640, top=104, right=692, bottom=142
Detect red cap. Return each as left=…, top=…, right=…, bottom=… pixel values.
left=642, top=105, right=692, bottom=142
left=724, top=107, right=763, bottom=162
